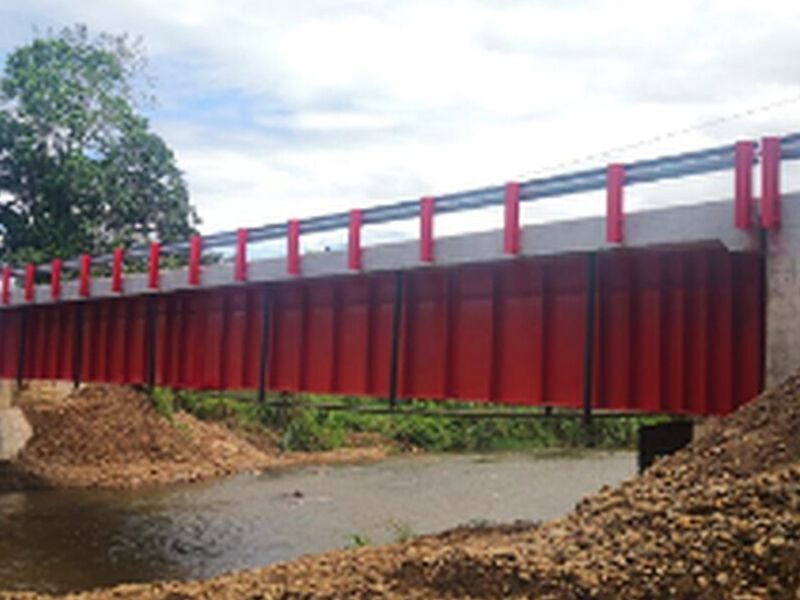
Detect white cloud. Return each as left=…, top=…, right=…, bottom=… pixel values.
left=1, top=0, right=800, bottom=238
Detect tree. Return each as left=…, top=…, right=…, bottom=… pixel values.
left=0, top=25, right=199, bottom=265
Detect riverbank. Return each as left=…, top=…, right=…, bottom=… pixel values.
left=1, top=380, right=654, bottom=491
left=4, top=385, right=391, bottom=490
left=4, top=370, right=798, bottom=599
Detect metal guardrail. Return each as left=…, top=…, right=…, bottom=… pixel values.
left=4, top=132, right=799, bottom=279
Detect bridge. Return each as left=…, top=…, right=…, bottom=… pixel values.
left=2, top=134, right=800, bottom=419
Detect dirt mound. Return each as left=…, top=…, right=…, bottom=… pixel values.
left=14, top=385, right=272, bottom=488
left=8, top=372, right=799, bottom=599
left=11, top=385, right=390, bottom=489
left=390, top=374, right=800, bottom=599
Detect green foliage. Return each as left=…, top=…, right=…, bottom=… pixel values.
left=387, top=519, right=416, bottom=543
left=169, top=389, right=662, bottom=454
left=280, top=409, right=346, bottom=452
left=345, top=533, right=371, bottom=548
left=0, top=25, right=198, bottom=264
left=150, top=387, right=176, bottom=421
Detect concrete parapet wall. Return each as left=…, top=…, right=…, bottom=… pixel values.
left=766, top=193, right=800, bottom=387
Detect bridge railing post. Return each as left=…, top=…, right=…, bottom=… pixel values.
left=503, top=182, right=521, bottom=255
left=112, top=247, right=124, bottom=293
left=148, top=242, right=160, bottom=290
left=348, top=209, right=363, bottom=270
left=606, top=164, right=625, bottom=243
left=1, top=266, right=10, bottom=305
left=287, top=219, right=301, bottom=276
left=420, top=196, right=435, bottom=263
left=189, top=234, right=202, bottom=286
left=235, top=228, right=248, bottom=282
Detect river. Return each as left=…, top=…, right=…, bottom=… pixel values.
left=0, top=450, right=635, bottom=594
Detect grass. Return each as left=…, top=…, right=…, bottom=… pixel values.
left=149, top=388, right=666, bottom=454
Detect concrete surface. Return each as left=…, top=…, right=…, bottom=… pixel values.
left=766, top=193, right=800, bottom=387
left=0, top=380, right=12, bottom=409
left=0, top=196, right=758, bottom=308
left=0, top=407, right=32, bottom=460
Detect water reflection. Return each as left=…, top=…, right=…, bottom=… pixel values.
left=0, top=451, right=635, bottom=593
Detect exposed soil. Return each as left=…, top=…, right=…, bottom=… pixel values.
left=4, top=385, right=391, bottom=490
left=4, top=370, right=799, bottom=599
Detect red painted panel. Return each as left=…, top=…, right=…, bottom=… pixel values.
left=0, top=245, right=763, bottom=417
left=336, top=277, right=370, bottom=394
left=448, top=266, right=494, bottom=401
left=402, top=269, right=449, bottom=398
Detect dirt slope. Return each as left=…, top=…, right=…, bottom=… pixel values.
left=10, top=385, right=389, bottom=489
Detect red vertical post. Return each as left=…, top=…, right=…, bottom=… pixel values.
left=504, top=182, right=521, bottom=255
left=24, top=263, right=35, bottom=302
left=420, top=196, right=435, bottom=263
left=79, top=254, right=91, bottom=297
left=761, top=137, right=781, bottom=229
left=287, top=219, right=300, bottom=276
left=1, top=266, right=10, bottom=305
left=112, top=247, right=124, bottom=293
left=348, top=209, right=362, bottom=270
left=235, top=228, right=248, bottom=282
left=606, top=164, right=625, bottom=243
left=734, top=141, right=755, bottom=230
left=149, top=241, right=160, bottom=290
left=189, top=234, right=202, bottom=285
left=51, top=259, right=62, bottom=300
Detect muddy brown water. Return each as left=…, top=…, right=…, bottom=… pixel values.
left=0, top=451, right=634, bottom=594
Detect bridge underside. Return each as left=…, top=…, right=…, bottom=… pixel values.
left=0, top=244, right=762, bottom=416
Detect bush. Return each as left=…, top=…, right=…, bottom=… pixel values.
left=280, top=409, right=346, bottom=452
left=163, top=387, right=661, bottom=454
left=150, top=387, right=176, bottom=421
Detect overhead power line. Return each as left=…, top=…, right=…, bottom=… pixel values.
left=529, top=92, right=800, bottom=176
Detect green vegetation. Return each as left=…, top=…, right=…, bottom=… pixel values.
left=345, top=533, right=372, bottom=548
left=150, top=387, right=176, bottom=421
left=344, top=520, right=416, bottom=549
left=387, top=519, right=416, bottom=543
left=151, top=389, right=665, bottom=453
left=0, top=25, right=198, bottom=264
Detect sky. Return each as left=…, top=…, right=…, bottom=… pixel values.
left=1, top=0, right=799, bottom=241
